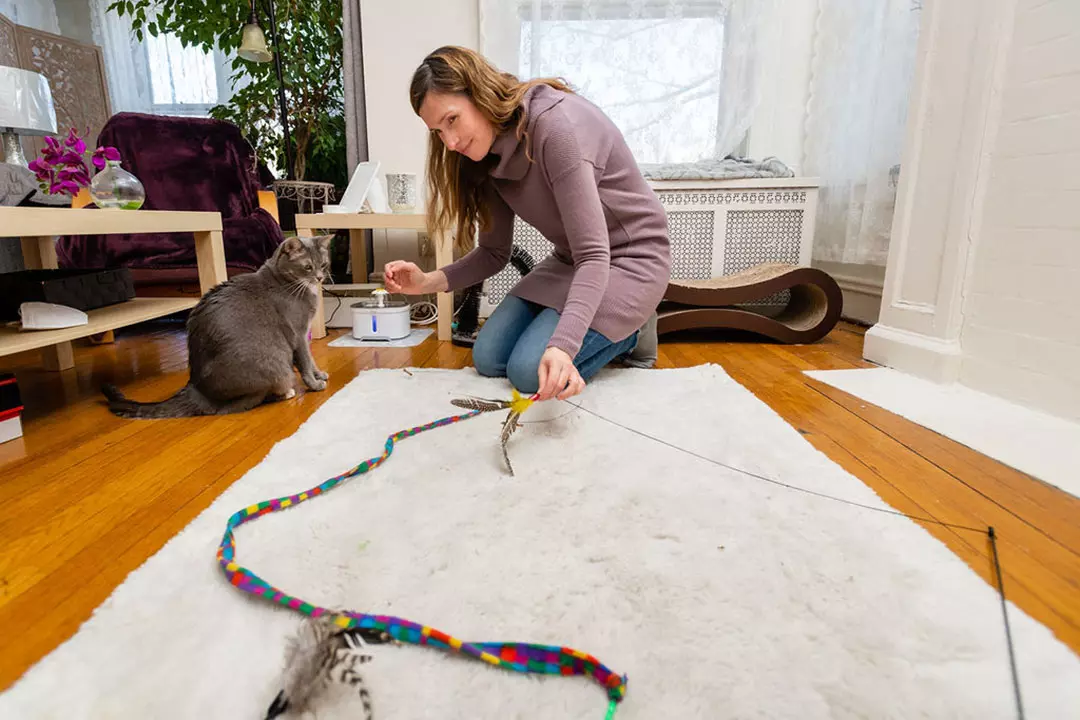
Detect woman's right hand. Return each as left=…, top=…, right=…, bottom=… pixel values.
left=384, top=260, right=431, bottom=295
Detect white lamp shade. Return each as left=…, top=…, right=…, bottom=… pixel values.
left=0, top=66, right=57, bottom=136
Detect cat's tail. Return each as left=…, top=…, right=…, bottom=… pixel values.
left=102, top=383, right=212, bottom=419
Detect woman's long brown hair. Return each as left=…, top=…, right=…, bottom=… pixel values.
left=410, top=46, right=572, bottom=255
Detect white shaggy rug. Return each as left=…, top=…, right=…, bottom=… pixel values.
left=2, top=366, right=1078, bottom=719
left=806, top=368, right=1080, bottom=500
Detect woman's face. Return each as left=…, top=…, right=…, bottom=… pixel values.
left=419, top=91, right=497, bottom=163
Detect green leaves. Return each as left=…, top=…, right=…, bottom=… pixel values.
left=108, top=0, right=345, bottom=184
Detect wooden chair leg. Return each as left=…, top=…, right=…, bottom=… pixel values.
left=41, top=342, right=75, bottom=371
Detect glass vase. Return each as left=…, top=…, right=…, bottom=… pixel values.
left=90, top=160, right=145, bottom=210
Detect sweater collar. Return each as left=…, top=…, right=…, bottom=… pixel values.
left=487, top=84, right=565, bottom=181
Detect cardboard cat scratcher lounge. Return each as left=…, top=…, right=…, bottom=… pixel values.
left=657, top=263, right=843, bottom=343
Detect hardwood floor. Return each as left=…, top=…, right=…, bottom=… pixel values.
left=1, top=319, right=1077, bottom=691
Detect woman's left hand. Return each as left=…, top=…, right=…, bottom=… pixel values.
left=536, top=346, right=585, bottom=401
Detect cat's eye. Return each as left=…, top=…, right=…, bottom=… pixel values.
left=304, top=263, right=313, bottom=271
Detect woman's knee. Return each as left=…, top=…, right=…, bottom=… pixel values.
left=471, top=295, right=537, bottom=378
left=471, top=332, right=506, bottom=378
left=506, top=346, right=542, bottom=394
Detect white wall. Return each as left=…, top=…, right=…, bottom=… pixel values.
left=0, top=0, right=59, bottom=34
left=958, top=0, right=1080, bottom=420
left=53, top=0, right=92, bottom=44
left=360, top=0, right=478, bottom=269
left=867, top=0, right=1080, bottom=422
left=1, top=0, right=93, bottom=45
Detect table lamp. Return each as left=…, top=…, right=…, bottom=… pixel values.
left=0, top=66, right=57, bottom=167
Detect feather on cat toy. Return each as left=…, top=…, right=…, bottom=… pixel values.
left=223, top=392, right=627, bottom=720
left=450, top=389, right=536, bottom=475
left=267, top=616, right=388, bottom=719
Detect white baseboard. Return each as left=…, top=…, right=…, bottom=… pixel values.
left=863, top=324, right=963, bottom=383
left=815, top=262, right=885, bottom=325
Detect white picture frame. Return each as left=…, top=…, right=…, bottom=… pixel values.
left=325, top=161, right=389, bottom=213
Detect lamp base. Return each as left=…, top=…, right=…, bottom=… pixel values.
left=2, top=131, right=28, bottom=167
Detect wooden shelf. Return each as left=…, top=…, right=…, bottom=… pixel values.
left=1, top=207, right=226, bottom=372
left=0, top=297, right=197, bottom=357
left=322, top=282, right=381, bottom=292
left=294, top=212, right=427, bottom=231
left=0, top=208, right=222, bottom=237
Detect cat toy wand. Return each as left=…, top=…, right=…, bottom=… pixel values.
left=221, top=390, right=627, bottom=720
left=450, top=389, right=539, bottom=476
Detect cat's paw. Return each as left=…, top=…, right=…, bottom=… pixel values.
left=283, top=388, right=297, bottom=400
left=305, top=376, right=327, bottom=392
left=314, top=368, right=329, bottom=381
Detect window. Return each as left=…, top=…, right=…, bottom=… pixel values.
left=515, top=1, right=728, bottom=164
left=144, top=32, right=230, bottom=117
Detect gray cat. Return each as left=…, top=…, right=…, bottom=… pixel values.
left=103, top=234, right=333, bottom=419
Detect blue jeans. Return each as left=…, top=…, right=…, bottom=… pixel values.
left=472, top=295, right=638, bottom=394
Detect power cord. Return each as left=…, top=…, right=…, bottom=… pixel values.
left=410, top=301, right=438, bottom=325
left=323, top=287, right=350, bottom=327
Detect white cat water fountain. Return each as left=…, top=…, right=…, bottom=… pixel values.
left=351, top=288, right=412, bottom=341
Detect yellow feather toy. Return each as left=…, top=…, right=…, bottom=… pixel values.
left=450, top=389, right=537, bottom=476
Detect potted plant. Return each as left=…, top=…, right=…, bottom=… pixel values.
left=110, top=0, right=347, bottom=188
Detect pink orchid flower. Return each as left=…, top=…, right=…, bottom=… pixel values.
left=40, top=135, right=63, bottom=163
left=64, top=127, right=87, bottom=155
left=92, top=146, right=121, bottom=170
left=29, top=127, right=124, bottom=198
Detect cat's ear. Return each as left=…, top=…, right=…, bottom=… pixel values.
left=315, top=234, right=333, bottom=251
left=281, top=236, right=305, bottom=258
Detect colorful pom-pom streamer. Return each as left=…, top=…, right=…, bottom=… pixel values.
left=218, top=401, right=627, bottom=715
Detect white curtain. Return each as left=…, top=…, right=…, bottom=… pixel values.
left=803, top=0, right=923, bottom=266
left=88, top=0, right=153, bottom=114
left=144, top=33, right=220, bottom=108
left=479, top=0, right=773, bottom=165
left=89, top=0, right=234, bottom=118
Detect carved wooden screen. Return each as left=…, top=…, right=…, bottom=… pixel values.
left=0, top=12, right=112, bottom=163
left=0, top=13, right=17, bottom=67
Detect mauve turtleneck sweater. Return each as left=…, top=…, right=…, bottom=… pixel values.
left=439, top=84, right=671, bottom=358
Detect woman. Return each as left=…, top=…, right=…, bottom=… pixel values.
left=384, top=46, right=670, bottom=401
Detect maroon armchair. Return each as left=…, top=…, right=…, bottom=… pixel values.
left=56, top=112, right=283, bottom=289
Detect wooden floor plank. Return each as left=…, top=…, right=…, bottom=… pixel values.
left=1, top=319, right=1077, bottom=694
left=420, top=340, right=473, bottom=369
left=807, top=380, right=1080, bottom=554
